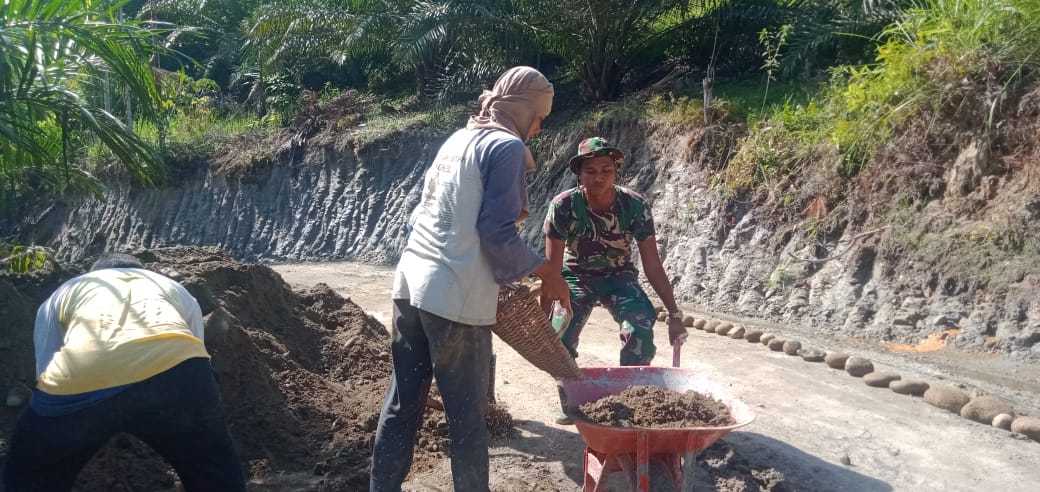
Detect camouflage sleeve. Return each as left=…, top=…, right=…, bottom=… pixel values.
left=630, top=196, right=656, bottom=242
left=543, top=194, right=571, bottom=241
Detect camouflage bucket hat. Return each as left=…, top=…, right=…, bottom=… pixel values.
left=568, top=137, right=625, bottom=174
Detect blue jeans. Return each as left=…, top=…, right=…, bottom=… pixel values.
left=370, top=299, right=492, bottom=492
left=2, top=358, right=245, bottom=492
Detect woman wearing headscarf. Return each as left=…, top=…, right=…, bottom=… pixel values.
left=370, top=66, right=570, bottom=492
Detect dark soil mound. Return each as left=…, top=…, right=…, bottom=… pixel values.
left=579, top=385, right=736, bottom=428
left=0, top=247, right=513, bottom=491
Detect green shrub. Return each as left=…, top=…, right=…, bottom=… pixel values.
left=720, top=0, right=1040, bottom=193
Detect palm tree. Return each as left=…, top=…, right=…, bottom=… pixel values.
left=239, top=1, right=543, bottom=104
left=148, top=0, right=267, bottom=89
left=780, top=0, right=911, bottom=77
left=529, top=0, right=727, bottom=102
left=0, top=0, right=164, bottom=214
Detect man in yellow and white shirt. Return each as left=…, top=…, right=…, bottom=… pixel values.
left=3, top=253, right=245, bottom=492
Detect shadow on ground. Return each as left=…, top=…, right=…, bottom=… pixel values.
left=500, top=421, right=892, bottom=491
left=723, top=431, right=892, bottom=492
left=501, top=419, right=588, bottom=485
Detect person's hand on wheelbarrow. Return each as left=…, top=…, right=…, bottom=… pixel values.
left=667, top=317, right=688, bottom=346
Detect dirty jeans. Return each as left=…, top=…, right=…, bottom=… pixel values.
left=370, top=299, right=492, bottom=492
left=560, top=268, right=657, bottom=366
left=2, top=358, right=245, bottom=492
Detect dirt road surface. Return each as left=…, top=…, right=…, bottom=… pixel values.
left=272, top=261, right=1040, bottom=492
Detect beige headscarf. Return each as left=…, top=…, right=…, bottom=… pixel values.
left=467, top=66, right=554, bottom=173
left=467, top=66, right=553, bottom=224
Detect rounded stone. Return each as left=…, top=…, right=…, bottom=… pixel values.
left=657, top=311, right=667, bottom=322
left=654, top=304, right=666, bottom=313
left=682, top=315, right=696, bottom=327
left=992, top=414, right=1014, bottom=430
left=760, top=333, right=776, bottom=346
left=825, top=352, right=850, bottom=369
left=960, top=395, right=1015, bottom=425
left=767, top=338, right=786, bottom=351
left=694, top=319, right=707, bottom=330
left=782, top=340, right=802, bottom=355
left=799, top=348, right=825, bottom=362
left=863, top=372, right=901, bottom=387
left=745, top=330, right=763, bottom=343
left=923, top=385, right=972, bottom=414
left=729, top=326, right=746, bottom=339
left=845, top=357, right=874, bottom=377
left=716, top=323, right=733, bottom=336
left=890, top=380, right=930, bottom=396
left=1011, top=416, right=1040, bottom=441
left=704, top=321, right=720, bottom=333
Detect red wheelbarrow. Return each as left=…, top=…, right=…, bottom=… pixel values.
left=557, top=366, right=755, bottom=491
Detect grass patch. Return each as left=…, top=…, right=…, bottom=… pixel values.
left=717, top=0, right=1040, bottom=196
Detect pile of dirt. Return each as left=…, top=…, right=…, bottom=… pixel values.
left=579, top=385, right=735, bottom=428
left=0, top=246, right=514, bottom=491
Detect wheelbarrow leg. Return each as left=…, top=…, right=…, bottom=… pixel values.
left=636, top=430, right=650, bottom=492
left=583, top=448, right=610, bottom=492
left=679, top=451, right=698, bottom=492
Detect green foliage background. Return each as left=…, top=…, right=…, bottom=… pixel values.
left=3, top=0, right=1040, bottom=273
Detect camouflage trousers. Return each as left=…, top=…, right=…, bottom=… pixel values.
left=560, top=268, right=657, bottom=366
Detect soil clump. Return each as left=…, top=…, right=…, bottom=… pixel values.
left=578, top=385, right=735, bottom=428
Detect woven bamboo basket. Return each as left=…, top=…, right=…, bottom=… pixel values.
left=493, top=283, right=582, bottom=380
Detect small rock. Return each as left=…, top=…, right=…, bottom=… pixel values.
left=924, top=385, right=971, bottom=414
left=799, top=348, right=825, bottom=362
left=704, top=321, right=720, bottom=333
left=890, top=380, right=929, bottom=395
left=839, top=454, right=851, bottom=466
left=961, top=395, right=1015, bottom=425
left=767, top=338, right=786, bottom=351
left=845, top=357, right=874, bottom=377
left=657, top=312, right=668, bottom=322
left=1006, top=416, right=1040, bottom=443
left=864, top=372, right=901, bottom=387
left=682, top=315, right=696, bottom=327
left=783, top=340, right=802, bottom=355
left=716, top=323, right=733, bottom=336
left=992, top=414, right=1014, bottom=430
left=164, top=269, right=185, bottom=281
left=654, top=304, right=666, bottom=313
left=694, top=319, right=707, bottom=330
left=729, top=326, right=746, bottom=339
left=825, top=352, right=850, bottom=369
left=1010, top=416, right=1040, bottom=441
left=760, top=333, right=776, bottom=346
left=745, top=331, right=763, bottom=343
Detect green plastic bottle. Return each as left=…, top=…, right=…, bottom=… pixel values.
left=550, top=301, right=572, bottom=336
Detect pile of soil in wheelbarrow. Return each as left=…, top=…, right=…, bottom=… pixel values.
left=579, top=385, right=736, bottom=428
left=0, top=246, right=514, bottom=491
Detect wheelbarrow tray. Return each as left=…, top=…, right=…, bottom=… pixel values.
left=558, top=366, right=755, bottom=455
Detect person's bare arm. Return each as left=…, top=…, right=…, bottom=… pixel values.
left=638, top=236, right=687, bottom=345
